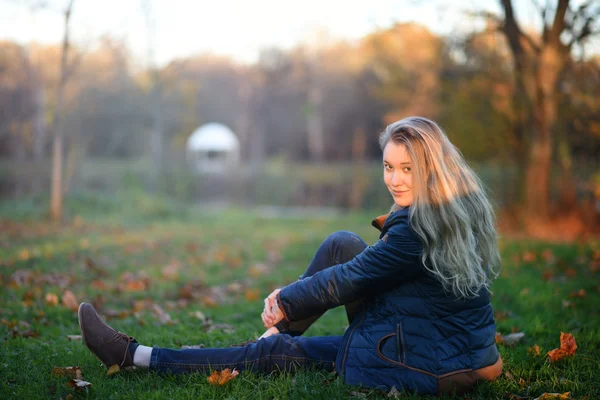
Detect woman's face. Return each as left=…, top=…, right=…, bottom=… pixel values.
left=383, top=141, right=413, bottom=207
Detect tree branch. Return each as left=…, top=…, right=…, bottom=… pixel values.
left=500, top=0, right=541, bottom=54
left=550, top=0, right=570, bottom=40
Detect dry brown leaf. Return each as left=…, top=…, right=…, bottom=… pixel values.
left=548, top=332, right=577, bottom=363
left=45, top=293, right=59, bottom=306
left=152, top=304, right=174, bottom=325
left=522, top=251, right=536, bottom=262
left=52, top=366, right=83, bottom=380
left=244, top=288, right=260, bottom=301
left=106, top=364, right=120, bottom=376
left=565, top=268, right=577, bottom=278
left=533, top=392, right=571, bottom=400
left=62, top=290, right=79, bottom=312
left=207, top=368, right=239, bottom=385
left=568, top=288, right=586, bottom=298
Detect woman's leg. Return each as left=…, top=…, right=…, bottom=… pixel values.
left=149, top=334, right=341, bottom=375
left=275, top=231, right=368, bottom=336
left=79, top=302, right=341, bottom=375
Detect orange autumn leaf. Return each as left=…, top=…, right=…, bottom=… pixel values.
left=62, top=290, right=79, bottom=312
left=547, top=332, right=577, bottom=363
left=207, top=368, right=239, bottom=385
left=45, top=292, right=59, bottom=306
left=244, top=288, right=260, bottom=301
left=52, top=366, right=83, bottom=380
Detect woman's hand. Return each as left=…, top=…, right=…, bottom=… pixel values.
left=262, top=288, right=284, bottom=328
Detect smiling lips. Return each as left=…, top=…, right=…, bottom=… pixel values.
left=392, top=190, right=409, bottom=196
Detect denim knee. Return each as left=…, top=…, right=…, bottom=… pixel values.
left=326, top=231, right=368, bottom=263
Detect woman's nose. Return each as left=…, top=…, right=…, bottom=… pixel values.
left=391, top=173, right=403, bottom=186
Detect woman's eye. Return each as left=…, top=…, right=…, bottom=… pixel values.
left=403, top=167, right=411, bottom=172
left=384, top=164, right=392, bottom=171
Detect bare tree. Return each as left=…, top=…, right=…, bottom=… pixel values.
left=493, top=0, right=600, bottom=220
left=50, top=0, right=76, bottom=222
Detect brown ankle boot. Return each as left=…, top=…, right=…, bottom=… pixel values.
left=78, top=302, right=136, bottom=368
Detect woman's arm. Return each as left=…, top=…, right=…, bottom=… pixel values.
left=276, top=224, right=423, bottom=323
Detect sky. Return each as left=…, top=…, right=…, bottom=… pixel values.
left=0, top=0, right=596, bottom=66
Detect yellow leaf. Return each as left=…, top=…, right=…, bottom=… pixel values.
left=106, top=364, right=120, bottom=376
left=533, top=392, right=571, bottom=400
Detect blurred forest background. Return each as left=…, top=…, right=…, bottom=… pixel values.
left=1, top=0, right=599, bottom=238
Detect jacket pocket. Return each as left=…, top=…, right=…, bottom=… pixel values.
left=376, top=322, right=405, bottom=364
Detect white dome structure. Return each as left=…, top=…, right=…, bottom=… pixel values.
left=186, top=123, right=240, bottom=173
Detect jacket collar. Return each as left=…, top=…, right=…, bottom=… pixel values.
left=371, top=207, right=409, bottom=232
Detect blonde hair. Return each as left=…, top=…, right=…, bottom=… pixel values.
left=379, top=116, right=501, bottom=298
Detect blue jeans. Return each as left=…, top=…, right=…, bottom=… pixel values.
left=148, top=231, right=368, bottom=375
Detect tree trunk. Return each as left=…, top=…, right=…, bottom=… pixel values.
left=50, top=130, right=63, bottom=220
left=50, top=0, right=74, bottom=223
left=524, top=44, right=564, bottom=220
left=306, top=59, right=325, bottom=161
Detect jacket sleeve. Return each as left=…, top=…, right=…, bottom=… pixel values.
left=276, top=222, right=424, bottom=322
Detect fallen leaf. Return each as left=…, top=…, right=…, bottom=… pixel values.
left=53, top=366, right=83, bottom=380
left=548, top=332, right=577, bottom=363
left=495, top=332, right=525, bottom=346
left=106, top=364, right=120, bottom=376
left=67, top=335, right=82, bottom=341
left=244, top=288, right=260, bottom=301
left=62, top=290, right=78, bottom=312
left=520, top=288, right=530, bottom=296
left=13, top=330, right=40, bottom=338
left=561, top=299, right=573, bottom=308
left=152, top=304, right=175, bottom=325
left=518, top=378, right=527, bottom=388
left=67, top=379, right=92, bottom=389
left=506, top=393, right=528, bottom=400
left=522, top=251, right=536, bottom=262
left=565, top=268, right=577, bottom=278
left=388, top=386, right=402, bottom=398
left=161, top=261, right=180, bottom=280
left=533, top=392, right=571, bottom=400
left=45, top=293, right=59, bottom=306
left=207, top=368, right=239, bottom=385
left=542, top=270, right=554, bottom=281
left=568, top=289, right=586, bottom=298
left=528, top=344, right=541, bottom=356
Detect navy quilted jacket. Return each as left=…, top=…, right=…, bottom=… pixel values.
left=277, top=207, right=501, bottom=394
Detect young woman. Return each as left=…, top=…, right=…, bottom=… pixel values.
left=79, top=116, right=503, bottom=395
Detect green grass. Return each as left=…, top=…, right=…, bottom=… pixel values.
left=0, top=198, right=599, bottom=399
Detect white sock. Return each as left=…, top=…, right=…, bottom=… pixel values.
left=133, top=345, right=152, bottom=368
